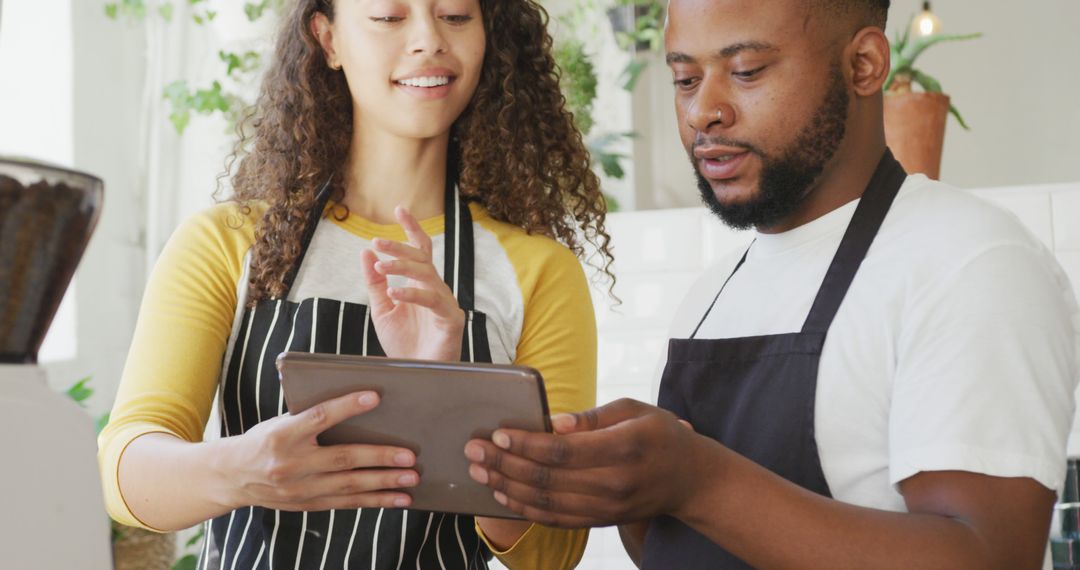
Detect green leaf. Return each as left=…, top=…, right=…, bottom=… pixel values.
left=619, top=59, right=648, bottom=92
left=910, top=69, right=943, bottom=93
left=104, top=4, right=119, bottom=19
left=169, top=109, right=192, bottom=134
left=66, top=377, right=94, bottom=405
left=186, top=526, right=205, bottom=547
left=95, top=412, right=111, bottom=435
left=949, top=103, right=971, bottom=130
left=172, top=554, right=199, bottom=570
left=900, top=32, right=982, bottom=67
left=159, top=3, right=174, bottom=22
left=206, top=10, right=217, bottom=21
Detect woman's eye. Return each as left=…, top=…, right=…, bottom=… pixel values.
left=370, top=16, right=404, bottom=23
left=441, top=14, right=473, bottom=25
left=733, top=66, right=766, bottom=79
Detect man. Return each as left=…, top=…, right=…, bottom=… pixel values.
left=463, top=0, right=1080, bottom=568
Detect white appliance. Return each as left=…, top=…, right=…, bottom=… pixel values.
left=0, top=157, right=112, bottom=569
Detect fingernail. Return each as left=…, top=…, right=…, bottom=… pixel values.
left=394, top=497, right=409, bottom=508
left=494, top=491, right=508, bottom=506
left=464, top=443, right=484, bottom=462
left=394, top=452, right=413, bottom=466
left=552, top=414, right=576, bottom=431
left=359, top=393, right=377, bottom=406
left=469, top=464, right=489, bottom=484
left=492, top=431, right=510, bottom=450
left=398, top=473, right=418, bottom=486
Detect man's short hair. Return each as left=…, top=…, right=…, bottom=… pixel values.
left=816, top=0, right=890, bottom=30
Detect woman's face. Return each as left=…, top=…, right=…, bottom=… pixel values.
left=316, top=0, right=486, bottom=141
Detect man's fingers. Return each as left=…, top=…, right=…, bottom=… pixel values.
left=312, top=444, right=417, bottom=473
left=464, top=441, right=618, bottom=495
left=492, top=490, right=603, bottom=529
left=552, top=399, right=651, bottom=434
left=480, top=467, right=626, bottom=522
left=361, top=249, right=395, bottom=315
left=288, top=391, right=380, bottom=441
left=395, top=206, right=433, bottom=254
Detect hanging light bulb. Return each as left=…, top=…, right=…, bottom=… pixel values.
left=912, top=1, right=942, bottom=37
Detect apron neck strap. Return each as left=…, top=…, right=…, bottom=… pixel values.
left=800, top=149, right=908, bottom=335
left=281, top=177, right=335, bottom=295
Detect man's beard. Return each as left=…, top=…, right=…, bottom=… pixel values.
left=693, top=63, right=850, bottom=231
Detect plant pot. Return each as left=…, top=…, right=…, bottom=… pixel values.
left=113, top=523, right=177, bottom=570
left=883, top=91, right=950, bottom=180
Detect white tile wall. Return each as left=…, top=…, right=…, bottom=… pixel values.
left=577, top=182, right=1080, bottom=569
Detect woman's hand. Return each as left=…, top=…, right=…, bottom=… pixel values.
left=360, top=206, right=465, bottom=361
left=223, top=391, right=419, bottom=512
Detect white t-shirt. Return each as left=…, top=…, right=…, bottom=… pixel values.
left=669, top=174, right=1080, bottom=512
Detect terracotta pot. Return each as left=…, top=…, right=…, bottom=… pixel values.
left=883, top=91, right=950, bottom=180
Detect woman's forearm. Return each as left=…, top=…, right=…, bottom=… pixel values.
left=116, top=432, right=239, bottom=532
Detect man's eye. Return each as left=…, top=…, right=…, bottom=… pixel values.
left=733, top=66, right=766, bottom=79
left=672, top=77, right=698, bottom=90
left=441, top=15, right=473, bottom=24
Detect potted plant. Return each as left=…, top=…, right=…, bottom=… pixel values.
left=883, top=18, right=980, bottom=180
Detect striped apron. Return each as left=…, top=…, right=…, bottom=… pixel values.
left=198, top=181, right=494, bottom=569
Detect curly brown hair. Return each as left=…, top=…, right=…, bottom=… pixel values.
left=224, top=0, right=615, bottom=306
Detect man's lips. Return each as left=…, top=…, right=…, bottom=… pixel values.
left=694, top=147, right=752, bottom=181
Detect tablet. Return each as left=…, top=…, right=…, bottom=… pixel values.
left=276, top=352, right=551, bottom=519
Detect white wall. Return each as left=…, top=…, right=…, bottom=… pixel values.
left=622, top=0, right=1080, bottom=209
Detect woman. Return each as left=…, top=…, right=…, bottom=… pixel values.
left=97, top=0, right=612, bottom=568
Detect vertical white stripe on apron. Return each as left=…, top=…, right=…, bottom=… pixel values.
left=370, top=508, right=385, bottom=570
left=231, top=309, right=258, bottom=437
left=344, top=508, right=363, bottom=568
left=435, top=514, right=448, bottom=570
left=396, top=511, right=409, bottom=570
left=454, top=516, right=467, bottom=568
left=268, top=510, right=281, bottom=568
left=217, top=511, right=237, bottom=570
left=200, top=519, right=215, bottom=570
left=278, top=311, right=298, bottom=416
left=254, top=300, right=283, bottom=424
left=228, top=508, right=255, bottom=570
left=319, top=302, right=346, bottom=570
left=292, top=298, right=319, bottom=570
left=252, top=542, right=266, bottom=567
left=453, top=191, right=461, bottom=298
left=345, top=304, right=371, bottom=568
left=415, top=513, right=435, bottom=570
left=467, top=314, right=475, bottom=363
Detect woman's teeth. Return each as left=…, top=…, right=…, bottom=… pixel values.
left=396, top=76, right=451, bottom=88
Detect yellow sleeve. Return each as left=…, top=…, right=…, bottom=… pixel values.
left=97, top=203, right=257, bottom=528
left=473, top=219, right=598, bottom=569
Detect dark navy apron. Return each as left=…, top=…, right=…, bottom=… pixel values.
left=199, top=176, right=494, bottom=569
left=642, top=151, right=907, bottom=569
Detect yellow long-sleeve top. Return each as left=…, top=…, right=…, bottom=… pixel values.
left=99, top=201, right=596, bottom=569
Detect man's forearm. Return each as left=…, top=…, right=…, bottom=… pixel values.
left=675, top=438, right=1045, bottom=570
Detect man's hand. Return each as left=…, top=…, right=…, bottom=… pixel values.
left=463, top=398, right=705, bottom=528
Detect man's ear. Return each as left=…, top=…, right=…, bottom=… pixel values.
left=847, top=27, right=890, bottom=97
left=310, top=12, right=340, bottom=70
